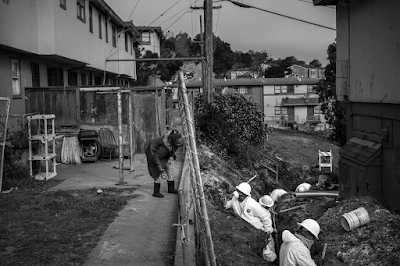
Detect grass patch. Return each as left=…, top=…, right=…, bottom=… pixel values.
left=0, top=181, right=137, bottom=265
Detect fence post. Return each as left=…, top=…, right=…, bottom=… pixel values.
left=178, top=71, right=217, bottom=266
left=129, top=90, right=134, bottom=172
left=116, top=88, right=126, bottom=185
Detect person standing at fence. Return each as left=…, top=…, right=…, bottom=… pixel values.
left=145, top=129, right=183, bottom=198
left=224, top=182, right=278, bottom=262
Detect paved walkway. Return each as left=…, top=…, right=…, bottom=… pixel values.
left=52, top=151, right=183, bottom=266
left=52, top=114, right=185, bottom=266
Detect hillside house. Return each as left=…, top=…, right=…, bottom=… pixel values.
left=286, top=64, right=324, bottom=79
left=313, top=0, right=400, bottom=211
left=185, top=77, right=326, bottom=128
left=136, top=26, right=162, bottom=56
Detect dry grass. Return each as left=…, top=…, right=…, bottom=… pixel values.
left=0, top=180, right=137, bottom=266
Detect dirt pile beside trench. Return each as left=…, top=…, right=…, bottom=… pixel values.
left=197, top=142, right=400, bottom=266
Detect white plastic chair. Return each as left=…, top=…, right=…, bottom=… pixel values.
left=319, top=150, right=333, bottom=172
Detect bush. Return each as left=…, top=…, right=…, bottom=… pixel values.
left=194, top=92, right=268, bottom=166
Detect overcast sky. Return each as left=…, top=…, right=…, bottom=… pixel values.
left=105, top=0, right=336, bottom=66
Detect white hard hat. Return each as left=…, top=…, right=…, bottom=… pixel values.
left=236, top=182, right=251, bottom=196
left=295, top=183, right=312, bottom=192
left=270, top=189, right=287, bottom=202
left=259, top=195, right=274, bottom=207
left=298, top=219, right=320, bottom=239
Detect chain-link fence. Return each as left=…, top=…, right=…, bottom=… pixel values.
left=177, top=71, right=217, bottom=266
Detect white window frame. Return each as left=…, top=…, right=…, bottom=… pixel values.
left=141, top=32, right=150, bottom=44
left=11, top=58, right=21, bottom=97
left=274, top=106, right=287, bottom=115
left=77, top=0, right=86, bottom=22
left=60, top=0, right=66, bottom=9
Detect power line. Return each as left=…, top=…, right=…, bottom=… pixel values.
left=147, top=0, right=183, bottom=27
left=225, top=0, right=336, bottom=31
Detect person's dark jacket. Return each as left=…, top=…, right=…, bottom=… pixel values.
left=145, top=130, right=178, bottom=180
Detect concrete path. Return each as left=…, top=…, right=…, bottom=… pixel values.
left=52, top=151, right=183, bottom=266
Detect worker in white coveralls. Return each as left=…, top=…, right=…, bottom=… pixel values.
left=224, top=182, right=278, bottom=262
left=279, top=219, right=320, bottom=266
left=259, top=195, right=278, bottom=262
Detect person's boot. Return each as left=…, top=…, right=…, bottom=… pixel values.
left=167, top=180, right=178, bottom=194
left=152, top=183, right=164, bottom=198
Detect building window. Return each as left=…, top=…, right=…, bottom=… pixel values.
left=89, top=5, right=93, bottom=32
left=141, top=32, right=150, bottom=44
left=314, top=105, right=322, bottom=114
left=105, top=19, right=108, bottom=42
left=234, top=86, right=252, bottom=94
left=287, top=85, right=294, bottom=94
left=77, top=0, right=86, bottom=22
left=47, top=66, right=64, bottom=86
left=98, top=14, right=102, bottom=39
left=60, top=0, right=66, bottom=9
left=80, top=73, right=87, bottom=86
left=307, top=85, right=315, bottom=93
left=112, top=26, right=116, bottom=47
left=31, top=63, right=40, bottom=87
left=274, top=106, right=287, bottom=115
left=125, top=32, right=128, bottom=52
left=68, top=71, right=78, bottom=86
left=274, top=85, right=287, bottom=94
left=130, top=37, right=133, bottom=55
left=11, top=58, right=21, bottom=96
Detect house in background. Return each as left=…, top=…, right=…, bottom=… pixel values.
left=185, top=77, right=326, bottom=129
left=136, top=26, right=162, bottom=56
left=0, top=0, right=139, bottom=115
left=286, top=64, right=324, bottom=79
left=313, top=0, right=400, bottom=211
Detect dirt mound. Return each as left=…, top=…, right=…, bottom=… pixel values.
left=317, top=196, right=400, bottom=266
left=197, top=130, right=400, bottom=266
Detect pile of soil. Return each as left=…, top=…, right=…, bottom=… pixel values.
left=197, top=129, right=400, bottom=266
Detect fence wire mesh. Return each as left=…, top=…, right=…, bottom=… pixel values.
left=177, top=73, right=216, bottom=266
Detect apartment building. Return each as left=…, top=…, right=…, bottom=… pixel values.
left=0, top=0, right=139, bottom=114
left=136, top=26, right=162, bottom=56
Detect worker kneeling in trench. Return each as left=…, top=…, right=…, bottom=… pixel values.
left=280, top=218, right=320, bottom=266
left=224, top=182, right=278, bottom=262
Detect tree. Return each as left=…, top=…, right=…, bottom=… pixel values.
left=309, top=59, right=323, bottom=68
left=264, top=56, right=305, bottom=78
left=315, top=42, right=347, bottom=145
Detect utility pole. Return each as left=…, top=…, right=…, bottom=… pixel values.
left=199, top=15, right=206, bottom=96
left=204, top=0, right=213, bottom=104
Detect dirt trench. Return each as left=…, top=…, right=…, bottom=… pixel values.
left=197, top=133, right=400, bottom=266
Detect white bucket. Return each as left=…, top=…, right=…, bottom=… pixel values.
left=340, top=207, right=371, bottom=231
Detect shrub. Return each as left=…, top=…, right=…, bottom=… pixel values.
left=194, top=92, right=268, bottom=166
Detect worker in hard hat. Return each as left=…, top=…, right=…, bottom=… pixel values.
left=259, top=195, right=278, bottom=262
left=279, top=219, right=320, bottom=266
left=224, top=182, right=277, bottom=262
left=295, top=182, right=312, bottom=193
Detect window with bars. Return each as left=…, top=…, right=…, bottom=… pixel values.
left=11, top=58, right=21, bottom=96
left=31, top=63, right=40, bottom=87
left=274, top=106, right=288, bottom=115
left=77, top=0, right=85, bottom=22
